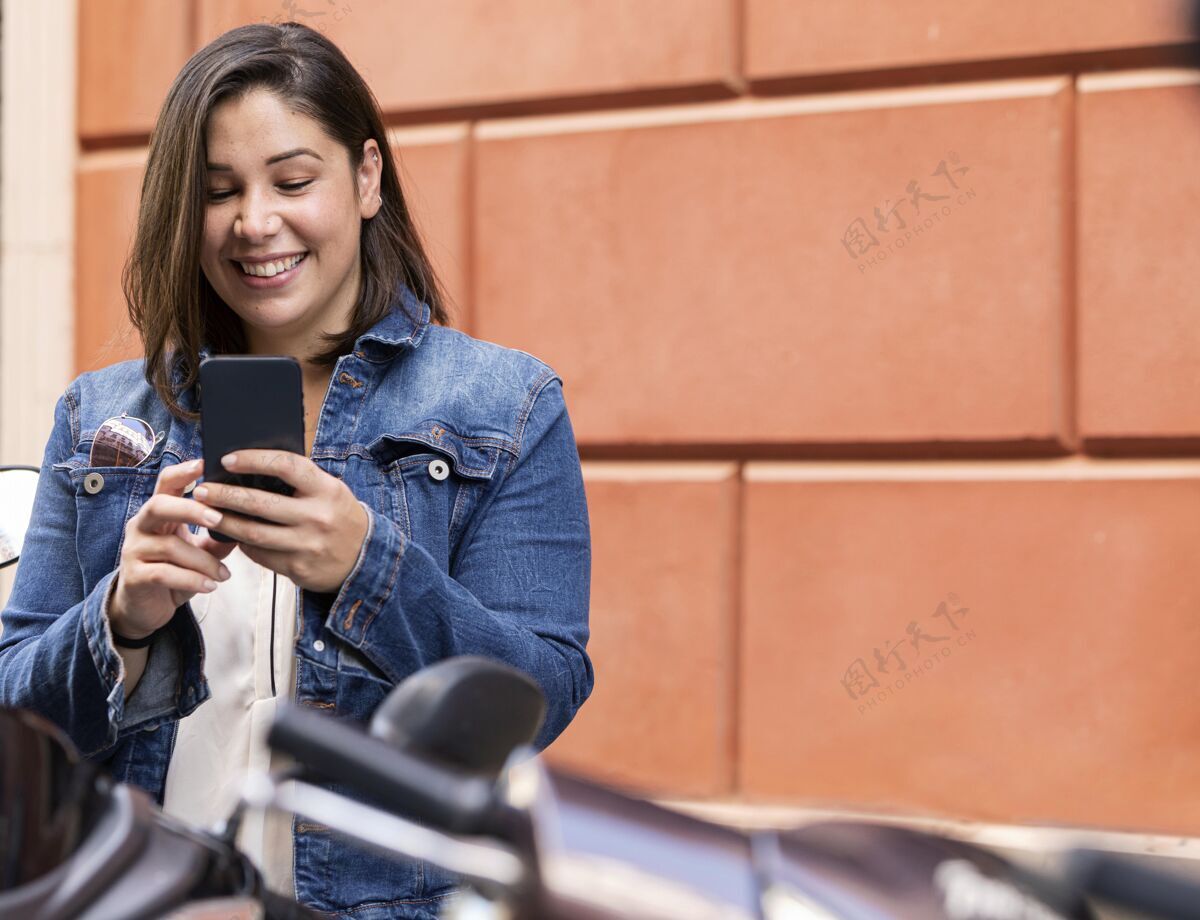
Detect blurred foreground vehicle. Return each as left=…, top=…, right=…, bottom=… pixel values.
left=0, top=465, right=1196, bottom=919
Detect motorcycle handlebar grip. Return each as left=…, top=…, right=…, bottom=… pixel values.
left=267, top=703, right=499, bottom=836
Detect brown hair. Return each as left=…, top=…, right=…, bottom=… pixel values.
left=121, top=21, right=450, bottom=421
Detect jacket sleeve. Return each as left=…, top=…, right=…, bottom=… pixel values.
left=325, top=374, right=594, bottom=750
left=0, top=385, right=206, bottom=759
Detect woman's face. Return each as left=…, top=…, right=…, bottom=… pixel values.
left=199, top=87, right=381, bottom=358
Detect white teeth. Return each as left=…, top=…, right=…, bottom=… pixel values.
left=238, top=253, right=305, bottom=277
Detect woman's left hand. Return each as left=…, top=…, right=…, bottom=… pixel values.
left=192, top=450, right=368, bottom=592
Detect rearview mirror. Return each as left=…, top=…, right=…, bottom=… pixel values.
left=0, top=466, right=39, bottom=569
left=0, top=708, right=100, bottom=891
left=369, top=656, right=546, bottom=780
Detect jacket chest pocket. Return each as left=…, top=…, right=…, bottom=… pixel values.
left=366, top=428, right=499, bottom=572
left=62, top=463, right=160, bottom=594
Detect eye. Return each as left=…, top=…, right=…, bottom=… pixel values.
left=206, top=180, right=313, bottom=202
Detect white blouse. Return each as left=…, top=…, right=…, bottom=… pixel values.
left=161, top=543, right=299, bottom=899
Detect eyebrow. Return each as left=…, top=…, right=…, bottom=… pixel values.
left=206, top=147, right=324, bottom=171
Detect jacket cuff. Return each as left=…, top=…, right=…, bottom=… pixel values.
left=326, top=500, right=405, bottom=647
left=120, top=607, right=208, bottom=730
left=80, top=569, right=127, bottom=744
left=86, top=570, right=210, bottom=737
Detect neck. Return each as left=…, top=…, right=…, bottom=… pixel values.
left=242, top=324, right=342, bottom=385
left=301, top=366, right=334, bottom=456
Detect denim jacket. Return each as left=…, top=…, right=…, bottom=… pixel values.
left=0, top=283, right=593, bottom=919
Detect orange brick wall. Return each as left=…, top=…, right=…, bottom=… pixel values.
left=75, top=1, right=1200, bottom=834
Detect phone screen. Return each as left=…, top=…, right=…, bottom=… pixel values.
left=199, top=356, right=305, bottom=542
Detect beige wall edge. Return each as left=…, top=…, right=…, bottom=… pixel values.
left=0, top=0, right=77, bottom=606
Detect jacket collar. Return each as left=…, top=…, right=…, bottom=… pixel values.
left=191, top=281, right=431, bottom=366
left=353, top=283, right=431, bottom=357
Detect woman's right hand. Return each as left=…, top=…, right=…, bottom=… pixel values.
left=107, top=458, right=236, bottom=640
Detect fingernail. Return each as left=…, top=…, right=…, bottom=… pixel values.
left=194, top=486, right=209, bottom=501
left=203, top=579, right=218, bottom=591
left=222, top=454, right=238, bottom=469
left=203, top=508, right=221, bottom=526
left=218, top=564, right=231, bottom=581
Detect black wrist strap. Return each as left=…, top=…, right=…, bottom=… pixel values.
left=111, top=626, right=160, bottom=649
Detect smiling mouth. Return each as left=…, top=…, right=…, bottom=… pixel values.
left=234, top=252, right=309, bottom=277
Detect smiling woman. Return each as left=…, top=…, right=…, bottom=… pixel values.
left=0, top=21, right=593, bottom=920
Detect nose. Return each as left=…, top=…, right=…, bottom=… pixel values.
left=234, top=189, right=279, bottom=241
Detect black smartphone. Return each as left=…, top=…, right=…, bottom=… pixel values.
left=199, top=356, right=305, bottom=543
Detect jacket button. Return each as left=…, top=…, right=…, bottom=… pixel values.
left=84, top=472, right=105, bottom=494
left=428, top=459, right=449, bottom=481
left=313, top=639, right=325, bottom=652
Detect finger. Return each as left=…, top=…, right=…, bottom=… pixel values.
left=134, top=493, right=223, bottom=534
left=220, top=450, right=321, bottom=493
left=133, top=561, right=220, bottom=596
left=205, top=510, right=294, bottom=551
left=153, top=458, right=204, bottom=496
left=140, top=534, right=231, bottom=583
left=192, top=480, right=303, bottom=525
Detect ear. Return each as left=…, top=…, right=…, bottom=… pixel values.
left=358, top=139, right=383, bottom=219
